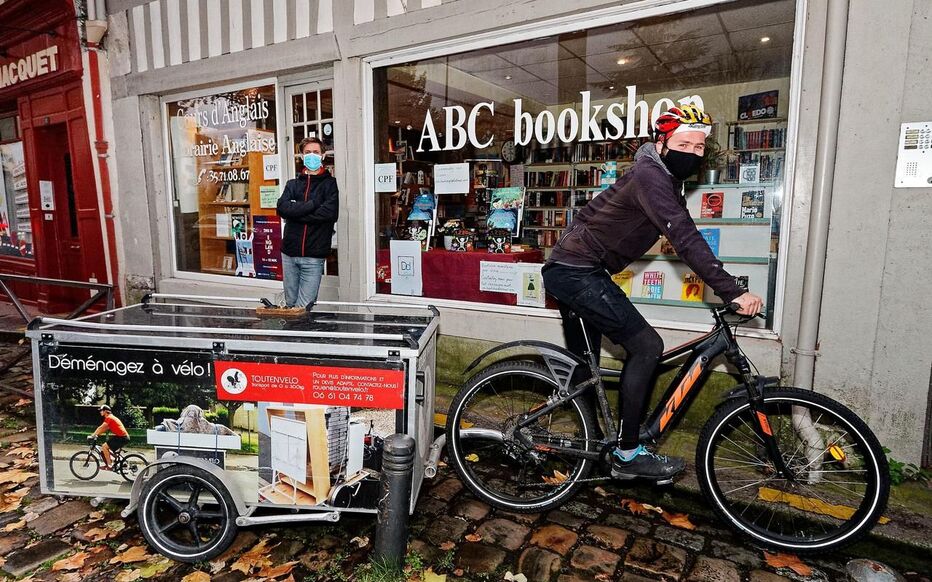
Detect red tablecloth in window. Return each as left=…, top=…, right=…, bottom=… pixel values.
left=376, top=248, right=545, bottom=305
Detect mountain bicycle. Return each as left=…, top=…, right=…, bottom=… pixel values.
left=445, top=303, right=889, bottom=552
left=70, top=437, right=149, bottom=483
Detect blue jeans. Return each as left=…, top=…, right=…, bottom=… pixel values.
left=282, top=254, right=325, bottom=308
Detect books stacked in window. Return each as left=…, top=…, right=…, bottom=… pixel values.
left=526, top=190, right=569, bottom=207
left=731, top=127, right=786, bottom=149
left=528, top=229, right=561, bottom=248
left=527, top=170, right=571, bottom=188
left=525, top=210, right=569, bottom=228
left=530, top=145, right=575, bottom=163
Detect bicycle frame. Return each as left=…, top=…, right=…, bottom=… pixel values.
left=514, top=306, right=791, bottom=476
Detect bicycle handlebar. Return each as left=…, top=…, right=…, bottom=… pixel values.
left=717, top=303, right=765, bottom=319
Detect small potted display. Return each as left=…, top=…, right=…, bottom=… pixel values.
left=702, top=137, right=725, bottom=185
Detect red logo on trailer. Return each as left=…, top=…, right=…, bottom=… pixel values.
left=214, top=361, right=406, bottom=409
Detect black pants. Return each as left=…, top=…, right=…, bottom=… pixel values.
left=542, top=263, right=664, bottom=449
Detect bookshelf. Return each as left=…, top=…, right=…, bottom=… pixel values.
left=196, top=128, right=278, bottom=275
left=522, top=139, right=645, bottom=256
left=723, top=118, right=787, bottom=184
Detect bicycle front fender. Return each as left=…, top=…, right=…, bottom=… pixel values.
left=720, top=376, right=782, bottom=402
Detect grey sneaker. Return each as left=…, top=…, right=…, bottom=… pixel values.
left=610, top=445, right=686, bottom=482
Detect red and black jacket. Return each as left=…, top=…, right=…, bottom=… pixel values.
left=276, top=170, right=339, bottom=258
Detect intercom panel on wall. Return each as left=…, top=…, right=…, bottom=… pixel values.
left=895, top=122, right=932, bottom=187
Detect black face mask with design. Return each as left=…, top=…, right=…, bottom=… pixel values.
left=661, top=147, right=703, bottom=181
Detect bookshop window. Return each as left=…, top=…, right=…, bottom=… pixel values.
left=167, top=84, right=283, bottom=279
left=0, top=113, right=33, bottom=260
left=372, top=0, right=795, bottom=327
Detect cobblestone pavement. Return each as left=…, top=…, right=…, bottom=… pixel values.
left=1, top=340, right=931, bottom=581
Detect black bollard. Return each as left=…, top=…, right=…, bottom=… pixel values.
left=373, top=433, right=416, bottom=569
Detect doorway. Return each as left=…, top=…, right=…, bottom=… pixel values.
left=284, top=82, right=338, bottom=276
left=34, top=123, right=86, bottom=305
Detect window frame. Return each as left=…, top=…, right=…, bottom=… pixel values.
left=362, top=0, right=808, bottom=337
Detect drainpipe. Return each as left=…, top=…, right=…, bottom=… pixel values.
left=792, top=0, right=850, bottom=390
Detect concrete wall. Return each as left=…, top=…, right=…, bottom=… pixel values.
left=814, top=0, right=932, bottom=463
left=102, top=0, right=932, bottom=463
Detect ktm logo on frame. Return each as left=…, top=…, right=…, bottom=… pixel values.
left=659, top=361, right=703, bottom=431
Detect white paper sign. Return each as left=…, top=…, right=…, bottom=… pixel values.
left=390, top=240, right=423, bottom=296
left=514, top=263, right=546, bottom=307
left=434, top=162, right=470, bottom=194
left=263, top=154, right=280, bottom=180
left=479, top=261, right=517, bottom=293
left=215, top=213, right=231, bottom=238
left=39, top=180, right=54, bottom=210
left=375, top=163, right=397, bottom=192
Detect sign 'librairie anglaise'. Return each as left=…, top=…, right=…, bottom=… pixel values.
left=417, top=87, right=704, bottom=153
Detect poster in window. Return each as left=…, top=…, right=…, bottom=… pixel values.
left=253, top=215, right=283, bottom=280
left=738, top=90, right=778, bottom=121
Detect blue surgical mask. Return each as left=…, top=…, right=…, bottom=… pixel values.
left=303, top=153, right=323, bottom=172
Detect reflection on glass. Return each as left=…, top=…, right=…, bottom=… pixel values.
left=166, top=85, right=283, bottom=280
left=372, top=0, right=795, bottom=328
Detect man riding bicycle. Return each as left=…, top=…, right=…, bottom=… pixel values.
left=542, top=104, right=764, bottom=482
left=89, top=405, right=130, bottom=471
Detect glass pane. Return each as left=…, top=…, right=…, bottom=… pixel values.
left=320, top=89, right=333, bottom=118
left=166, top=84, right=281, bottom=280
left=292, top=94, right=304, bottom=123
left=0, top=141, right=34, bottom=259
left=0, top=116, right=17, bottom=141
left=371, top=0, right=796, bottom=328
left=304, top=91, right=318, bottom=121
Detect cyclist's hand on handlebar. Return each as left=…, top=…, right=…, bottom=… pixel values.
left=732, top=292, right=764, bottom=317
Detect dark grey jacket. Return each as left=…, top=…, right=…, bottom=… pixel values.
left=548, top=143, right=745, bottom=302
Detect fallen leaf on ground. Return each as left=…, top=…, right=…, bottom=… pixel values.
left=88, top=510, right=106, bottom=521
left=181, top=570, right=211, bottom=582
left=439, top=541, right=455, bottom=551
left=230, top=539, right=275, bottom=574
left=105, top=519, right=127, bottom=531
left=0, top=487, right=29, bottom=512
left=503, top=572, right=528, bottom=582
left=464, top=533, right=482, bottom=542
left=620, top=498, right=662, bottom=516
left=138, top=557, right=173, bottom=578
left=6, top=447, right=33, bottom=458
left=109, top=545, right=151, bottom=565
left=423, top=569, right=447, bottom=582
left=2, top=519, right=25, bottom=532
left=13, top=399, right=31, bottom=407
left=593, top=486, right=610, bottom=497
left=115, top=569, right=142, bottom=582
left=349, top=536, right=369, bottom=548
left=52, top=552, right=89, bottom=571
left=541, top=470, right=568, bottom=485
left=464, top=453, right=479, bottom=462
left=83, top=527, right=116, bottom=542
left=258, top=560, right=298, bottom=578
left=57, top=573, right=82, bottom=582
left=595, top=575, right=612, bottom=581
left=764, top=551, right=812, bottom=576
left=0, top=470, right=37, bottom=485
left=661, top=512, right=697, bottom=531
left=758, top=487, right=890, bottom=524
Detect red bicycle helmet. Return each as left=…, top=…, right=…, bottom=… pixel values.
left=654, top=104, right=712, bottom=143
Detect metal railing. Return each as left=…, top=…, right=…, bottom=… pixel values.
left=0, top=274, right=115, bottom=324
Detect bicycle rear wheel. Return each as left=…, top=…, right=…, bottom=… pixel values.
left=69, top=450, right=100, bottom=481
left=446, top=361, right=597, bottom=513
left=697, top=388, right=889, bottom=552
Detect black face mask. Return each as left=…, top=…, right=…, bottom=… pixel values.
left=661, top=147, right=703, bottom=180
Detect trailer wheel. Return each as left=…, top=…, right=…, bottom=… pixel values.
left=137, top=465, right=239, bottom=562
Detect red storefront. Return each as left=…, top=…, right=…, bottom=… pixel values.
left=0, top=0, right=114, bottom=311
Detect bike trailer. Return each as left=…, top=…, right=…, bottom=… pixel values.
left=26, top=294, right=440, bottom=560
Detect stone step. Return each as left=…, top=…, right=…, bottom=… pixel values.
left=1, top=539, right=71, bottom=577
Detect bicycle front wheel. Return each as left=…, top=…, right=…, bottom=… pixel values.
left=446, top=361, right=597, bottom=513
left=697, top=387, right=889, bottom=553
left=69, top=450, right=100, bottom=481
left=119, top=453, right=149, bottom=483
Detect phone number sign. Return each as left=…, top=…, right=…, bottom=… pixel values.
left=214, top=361, right=405, bottom=409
